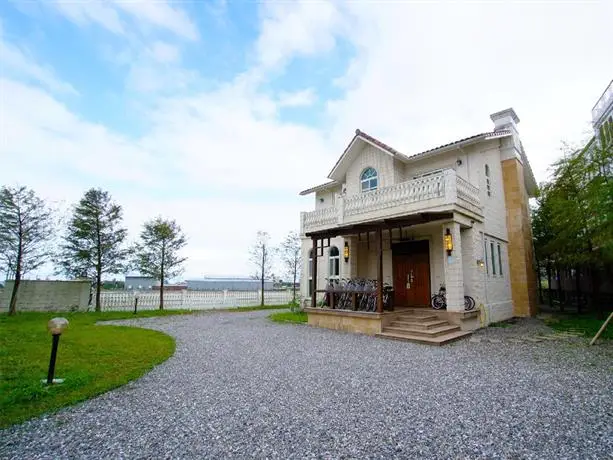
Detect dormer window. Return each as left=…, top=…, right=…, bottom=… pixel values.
left=360, top=167, right=378, bottom=192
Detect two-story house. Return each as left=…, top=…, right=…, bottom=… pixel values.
left=299, top=108, right=538, bottom=344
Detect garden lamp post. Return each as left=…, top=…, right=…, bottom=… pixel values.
left=46, top=317, right=69, bottom=385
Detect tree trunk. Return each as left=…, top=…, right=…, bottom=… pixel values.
left=160, top=252, right=165, bottom=311
left=592, top=263, right=603, bottom=319
left=546, top=261, right=553, bottom=307
left=8, top=270, right=21, bottom=316
left=292, top=263, right=297, bottom=303
left=536, top=259, right=543, bottom=305
left=575, top=265, right=582, bottom=314
left=95, top=268, right=102, bottom=312
left=556, top=264, right=564, bottom=312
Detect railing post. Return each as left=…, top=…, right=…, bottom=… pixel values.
left=445, top=169, right=457, bottom=204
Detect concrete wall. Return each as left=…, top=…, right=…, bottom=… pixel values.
left=0, top=280, right=90, bottom=312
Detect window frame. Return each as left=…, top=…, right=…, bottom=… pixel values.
left=360, top=167, right=378, bottom=193
left=497, top=243, right=503, bottom=276
left=490, top=241, right=496, bottom=276
left=328, top=246, right=340, bottom=280
left=485, top=164, right=492, bottom=197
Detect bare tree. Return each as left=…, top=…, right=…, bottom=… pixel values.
left=0, top=186, right=54, bottom=315
left=279, top=231, right=302, bottom=308
left=58, top=188, right=129, bottom=311
left=132, top=217, right=187, bottom=310
left=250, top=231, right=273, bottom=307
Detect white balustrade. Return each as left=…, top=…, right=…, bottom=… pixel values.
left=302, top=169, right=483, bottom=234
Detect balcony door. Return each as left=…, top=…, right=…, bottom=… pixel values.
left=392, top=240, right=431, bottom=308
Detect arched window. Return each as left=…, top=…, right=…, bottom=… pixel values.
left=360, top=167, right=378, bottom=192
left=485, top=164, right=491, bottom=197
left=328, top=246, right=340, bottom=279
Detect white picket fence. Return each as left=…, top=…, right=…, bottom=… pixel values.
left=99, top=290, right=294, bottom=311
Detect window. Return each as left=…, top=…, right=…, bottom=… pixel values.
left=490, top=242, right=496, bottom=275
left=328, top=246, right=340, bottom=279
left=360, top=167, right=378, bottom=192
left=484, top=239, right=489, bottom=275
left=485, top=164, right=491, bottom=197
left=308, top=250, right=313, bottom=297
left=413, top=169, right=443, bottom=179
left=497, top=243, right=503, bottom=276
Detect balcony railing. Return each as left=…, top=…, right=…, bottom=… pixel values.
left=592, top=80, right=613, bottom=125
left=301, top=169, right=482, bottom=234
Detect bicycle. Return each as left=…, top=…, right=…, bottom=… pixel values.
left=430, top=285, right=475, bottom=311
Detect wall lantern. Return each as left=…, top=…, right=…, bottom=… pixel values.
left=477, top=259, right=485, bottom=267
left=444, top=228, right=453, bottom=255
left=343, top=241, right=350, bottom=262
left=45, top=317, right=69, bottom=385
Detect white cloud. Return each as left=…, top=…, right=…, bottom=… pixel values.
left=278, top=88, right=316, bottom=108
left=0, top=33, right=77, bottom=95
left=148, top=41, right=180, bottom=63
left=48, top=0, right=198, bottom=40
left=255, top=0, right=342, bottom=71
left=51, top=0, right=125, bottom=35
left=112, top=0, right=199, bottom=41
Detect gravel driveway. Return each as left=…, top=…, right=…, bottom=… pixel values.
left=2, top=310, right=612, bottom=459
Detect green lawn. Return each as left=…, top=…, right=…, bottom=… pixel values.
left=268, top=310, right=308, bottom=324
left=544, top=312, right=613, bottom=340
left=0, top=310, right=193, bottom=428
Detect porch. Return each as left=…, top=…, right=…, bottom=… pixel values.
left=305, top=213, right=484, bottom=343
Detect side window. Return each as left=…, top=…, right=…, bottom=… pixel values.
left=360, top=167, right=378, bottom=192
left=308, top=250, right=313, bottom=296
left=328, top=246, right=340, bottom=279
left=484, top=238, right=489, bottom=275
left=485, top=164, right=492, bottom=197
left=497, top=243, right=503, bottom=276
left=490, top=241, right=496, bottom=276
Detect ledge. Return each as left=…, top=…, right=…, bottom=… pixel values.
left=304, top=307, right=383, bottom=319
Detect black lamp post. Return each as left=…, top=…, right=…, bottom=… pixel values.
left=45, top=318, right=68, bottom=385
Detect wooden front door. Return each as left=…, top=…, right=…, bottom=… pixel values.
left=393, top=241, right=431, bottom=307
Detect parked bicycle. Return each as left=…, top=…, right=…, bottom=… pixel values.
left=430, top=285, right=475, bottom=311
left=322, top=277, right=394, bottom=311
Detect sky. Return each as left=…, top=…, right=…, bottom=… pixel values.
left=1, top=0, right=612, bottom=280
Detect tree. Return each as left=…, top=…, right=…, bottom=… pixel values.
left=58, top=189, right=128, bottom=312
left=0, top=186, right=54, bottom=315
left=250, top=231, right=273, bottom=307
left=132, top=217, right=187, bottom=310
left=279, top=231, right=302, bottom=307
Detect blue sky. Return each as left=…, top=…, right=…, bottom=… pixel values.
left=1, top=0, right=612, bottom=279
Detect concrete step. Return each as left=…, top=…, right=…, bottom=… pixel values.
left=389, top=319, right=449, bottom=330
left=393, top=313, right=439, bottom=322
left=375, top=330, right=472, bottom=346
left=383, top=324, right=461, bottom=338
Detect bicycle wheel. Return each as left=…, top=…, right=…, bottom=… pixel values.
left=431, top=294, right=446, bottom=310
left=464, top=295, right=475, bottom=311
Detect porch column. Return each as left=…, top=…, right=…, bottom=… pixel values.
left=311, top=237, right=318, bottom=308
left=442, top=222, right=464, bottom=312
left=377, top=227, right=383, bottom=313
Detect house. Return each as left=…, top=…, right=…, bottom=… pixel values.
left=299, top=108, right=538, bottom=343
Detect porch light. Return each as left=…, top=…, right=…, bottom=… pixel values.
left=444, top=228, right=453, bottom=255
left=343, top=242, right=350, bottom=262
left=477, top=259, right=485, bottom=267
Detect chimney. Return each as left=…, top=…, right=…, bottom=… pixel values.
left=490, top=108, right=520, bottom=133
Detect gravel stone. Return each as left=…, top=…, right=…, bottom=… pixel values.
left=2, top=310, right=612, bottom=459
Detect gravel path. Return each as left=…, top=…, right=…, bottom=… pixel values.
left=2, top=310, right=612, bottom=459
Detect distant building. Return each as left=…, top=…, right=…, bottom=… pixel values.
left=186, top=277, right=273, bottom=291
left=125, top=276, right=158, bottom=291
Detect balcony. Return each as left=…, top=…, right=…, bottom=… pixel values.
left=592, top=80, right=613, bottom=127
left=301, top=169, right=482, bottom=235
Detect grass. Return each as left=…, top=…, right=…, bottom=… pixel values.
left=0, top=309, right=193, bottom=428
left=268, top=310, right=308, bottom=324
left=544, top=312, right=613, bottom=340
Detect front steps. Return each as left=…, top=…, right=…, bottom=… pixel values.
left=376, top=310, right=472, bottom=346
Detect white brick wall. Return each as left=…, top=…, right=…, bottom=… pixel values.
left=345, top=144, right=395, bottom=195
